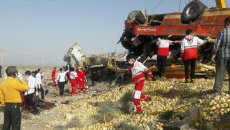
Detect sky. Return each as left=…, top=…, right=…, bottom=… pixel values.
left=0, top=0, right=229, bottom=66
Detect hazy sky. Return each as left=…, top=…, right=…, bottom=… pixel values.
left=0, top=0, right=228, bottom=66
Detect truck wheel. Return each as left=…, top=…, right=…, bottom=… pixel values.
left=128, top=10, right=146, bottom=24
left=181, top=0, right=207, bottom=24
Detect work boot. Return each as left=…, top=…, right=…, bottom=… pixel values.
left=190, top=79, right=194, bottom=83
left=207, top=89, right=220, bottom=94
left=135, top=111, right=143, bottom=114
left=136, top=106, right=142, bottom=114
left=183, top=79, right=188, bottom=83
left=144, top=96, right=151, bottom=102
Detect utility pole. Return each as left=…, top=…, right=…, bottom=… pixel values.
left=42, top=55, right=45, bottom=68
left=0, top=49, right=5, bottom=66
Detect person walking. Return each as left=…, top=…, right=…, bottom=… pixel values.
left=35, top=68, right=44, bottom=99
left=126, top=54, right=153, bottom=114
left=24, top=71, right=39, bottom=114
left=57, top=68, right=67, bottom=96
left=0, top=66, right=29, bottom=130
left=69, top=67, right=77, bottom=96
left=51, top=67, right=57, bottom=87
left=181, top=29, right=205, bottom=83
left=212, top=17, right=230, bottom=94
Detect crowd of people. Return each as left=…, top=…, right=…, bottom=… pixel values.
left=52, top=66, right=87, bottom=96
left=0, top=65, right=87, bottom=130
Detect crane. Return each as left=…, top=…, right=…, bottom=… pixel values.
left=215, top=0, right=227, bottom=8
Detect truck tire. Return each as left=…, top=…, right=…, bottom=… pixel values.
left=181, top=0, right=207, bottom=24
left=128, top=10, right=146, bottom=24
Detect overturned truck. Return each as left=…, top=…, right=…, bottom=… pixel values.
left=118, top=0, right=230, bottom=78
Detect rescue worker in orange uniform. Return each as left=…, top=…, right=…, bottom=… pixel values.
left=69, top=67, right=77, bottom=96
left=126, top=54, right=153, bottom=113
left=77, top=67, right=86, bottom=94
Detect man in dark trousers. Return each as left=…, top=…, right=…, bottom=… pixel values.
left=213, top=17, right=230, bottom=94
left=0, top=65, right=2, bottom=78
left=0, top=66, right=29, bottom=130
left=181, top=29, right=204, bottom=83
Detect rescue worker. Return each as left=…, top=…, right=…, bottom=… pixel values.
left=0, top=66, right=29, bottom=130
left=24, top=71, right=39, bottom=114
left=156, top=36, right=180, bottom=77
left=51, top=67, right=57, bottom=86
left=77, top=67, right=86, bottom=94
left=69, top=67, right=77, bottom=96
left=181, top=29, right=205, bottom=83
left=126, top=54, right=153, bottom=113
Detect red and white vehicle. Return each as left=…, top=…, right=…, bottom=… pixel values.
left=119, top=0, right=230, bottom=62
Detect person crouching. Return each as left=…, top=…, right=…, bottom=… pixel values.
left=126, top=54, right=153, bottom=114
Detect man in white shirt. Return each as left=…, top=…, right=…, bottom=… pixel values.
left=35, top=68, right=44, bottom=99
left=25, top=71, right=39, bottom=114
left=57, top=68, right=67, bottom=96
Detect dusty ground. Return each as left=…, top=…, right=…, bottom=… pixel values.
left=0, top=67, right=230, bottom=130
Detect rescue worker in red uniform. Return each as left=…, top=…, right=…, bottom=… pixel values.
left=126, top=54, right=153, bottom=113
left=51, top=67, right=57, bottom=86
left=69, top=67, right=77, bottom=96
left=156, top=36, right=180, bottom=77
left=181, top=29, right=205, bottom=83
left=77, top=67, right=86, bottom=94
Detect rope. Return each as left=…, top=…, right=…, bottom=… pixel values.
left=150, top=0, right=165, bottom=14
left=179, top=0, right=182, bottom=12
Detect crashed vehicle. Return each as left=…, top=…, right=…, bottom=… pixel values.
left=63, top=43, right=132, bottom=84
left=118, top=0, right=229, bottom=78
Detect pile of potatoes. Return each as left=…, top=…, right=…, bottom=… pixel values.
left=42, top=78, right=229, bottom=130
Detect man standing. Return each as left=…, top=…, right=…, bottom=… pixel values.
left=51, top=67, right=57, bottom=86
left=126, top=54, right=152, bottom=113
left=181, top=29, right=204, bottom=83
left=213, top=17, right=230, bottom=93
left=57, top=68, right=67, bottom=96
left=24, top=71, right=39, bottom=114
left=0, top=65, right=2, bottom=78
left=156, top=36, right=180, bottom=77
left=35, top=68, right=44, bottom=100
left=69, top=67, right=77, bottom=96
left=77, top=67, right=86, bottom=94
left=0, top=66, right=29, bottom=130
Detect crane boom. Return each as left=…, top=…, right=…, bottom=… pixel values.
left=215, top=0, right=227, bottom=8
